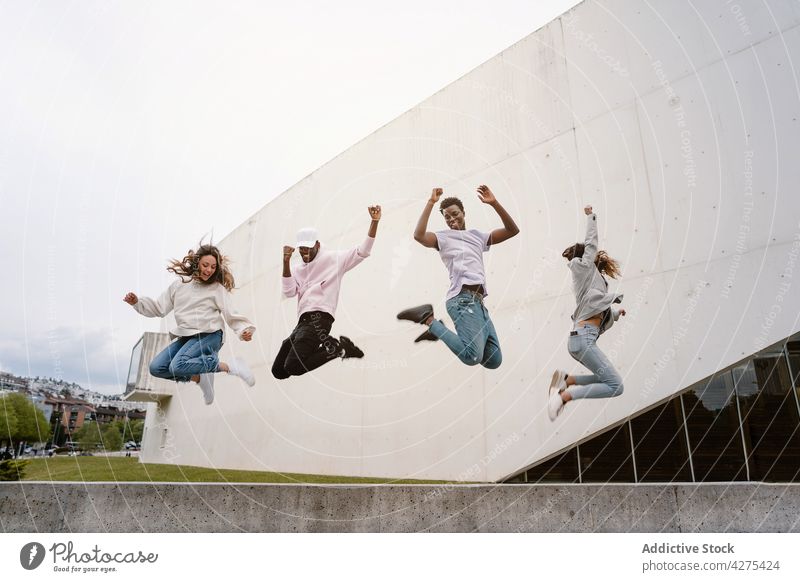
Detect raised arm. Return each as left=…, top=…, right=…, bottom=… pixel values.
left=583, top=205, right=598, bottom=264
left=124, top=282, right=176, bottom=318
left=477, top=185, right=519, bottom=246
left=367, top=205, right=381, bottom=239
left=341, top=206, right=381, bottom=272
left=413, top=188, right=441, bottom=249
left=281, top=246, right=298, bottom=298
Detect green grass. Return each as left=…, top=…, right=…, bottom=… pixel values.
left=20, top=456, right=450, bottom=484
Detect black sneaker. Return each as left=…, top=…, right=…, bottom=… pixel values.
left=339, top=336, right=364, bottom=359
left=396, top=304, right=434, bottom=324
left=414, top=326, right=440, bottom=343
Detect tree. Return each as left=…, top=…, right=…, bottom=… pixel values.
left=0, top=399, right=19, bottom=447
left=0, top=459, right=29, bottom=481
left=114, top=417, right=145, bottom=443
left=130, top=419, right=144, bottom=443
left=73, top=422, right=102, bottom=451
left=101, top=425, right=123, bottom=451
left=1, top=394, right=50, bottom=445
left=60, top=387, right=72, bottom=398
left=109, top=419, right=125, bottom=439
left=74, top=422, right=124, bottom=452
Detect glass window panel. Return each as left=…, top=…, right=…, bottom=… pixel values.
left=735, top=356, right=800, bottom=482
left=631, top=398, right=692, bottom=482
left=579, top=424, right=635, bottom=482
left=524, top=448, right=579, bottom=483
left=787, top=341, right=800, bottom=419
left=503, top=472, right=527, bottom=483
left=682, top=373, right=748, bottom=481
left=126, top=337, right=144, bottom=393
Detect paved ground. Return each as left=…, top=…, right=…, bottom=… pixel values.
left=2, top=482, right=799, bottom=532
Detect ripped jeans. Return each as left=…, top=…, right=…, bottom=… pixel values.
left=429, top=291, right=502, bottom=369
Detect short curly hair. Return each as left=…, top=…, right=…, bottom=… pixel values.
left=439, top=197, right=464, bottom=214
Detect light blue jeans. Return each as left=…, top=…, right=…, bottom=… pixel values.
left=429, top=291, right=502, bottom=369
left=149, top=330, right=222, bottom=382
left=566, top=323, right=623, bottom=399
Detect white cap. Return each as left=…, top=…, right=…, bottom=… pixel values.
left=296, top=227, right=319, bottom=248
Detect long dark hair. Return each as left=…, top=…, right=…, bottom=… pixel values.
left=562, top=244, right=622, bottom=279
left=167, top=243, right=235, bottom=290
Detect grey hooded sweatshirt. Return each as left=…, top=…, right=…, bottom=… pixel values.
left=568, top=213, right=623, bottom=334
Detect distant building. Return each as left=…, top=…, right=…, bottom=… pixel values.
left=94, top=405, right=146, bottom=425
left=45, top=396, right=94, bottom=446
left=27, top=377, right=80, bottom=395
left=0, top=372, right=28, bottom=391
left=29, top=394, right=54, bottom=424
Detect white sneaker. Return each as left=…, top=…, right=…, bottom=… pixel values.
left=227, top=358, right=255, bottom=387
left=198, top=374, right=215, bottom=405
left=547, top=391, right=565, bottom=421
left=549, top=369, right=567, bottom=398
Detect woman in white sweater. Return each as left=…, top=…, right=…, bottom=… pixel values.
left=124, top=243, right=256, bottom=405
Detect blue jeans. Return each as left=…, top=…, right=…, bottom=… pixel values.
left=429, top=291, right=502, bottom=369
left=149, top=331, right=223, bottom=382
left=566, top=323, right=623, bottom=399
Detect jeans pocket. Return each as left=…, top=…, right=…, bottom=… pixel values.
left=446, top=296, right=471, bottom=317
left=568, top=334, right=581, bottom=355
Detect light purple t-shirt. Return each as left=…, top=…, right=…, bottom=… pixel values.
left=435, top=229, right=491, bottom=300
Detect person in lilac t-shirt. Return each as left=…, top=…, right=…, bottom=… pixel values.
left=272, top=205, right=382, bottom=379
left=397, top=186, right=519, bottom=368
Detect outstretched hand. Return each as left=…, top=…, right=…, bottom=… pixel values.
left=584, top=205, right=593, bottom=215
left=477, top=185, right=496, bottom=205
left=429, top=188, right=443, bottom=204
left=368, top=205, right=382, bottom=221
left=123, top=292, right=138, bottom=305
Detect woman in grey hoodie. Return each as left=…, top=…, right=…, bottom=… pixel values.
left=547, top=205, right=626, bottom=420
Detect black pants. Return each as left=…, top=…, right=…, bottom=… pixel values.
left=271, top=311, right=341, bottom=379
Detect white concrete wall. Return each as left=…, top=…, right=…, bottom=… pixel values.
left=141, top=0, right=800, bottom=481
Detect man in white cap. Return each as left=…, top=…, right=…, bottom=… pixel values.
left=272, top=205, right=382, bottom=379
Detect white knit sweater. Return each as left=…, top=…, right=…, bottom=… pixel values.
left=133, top=279, right=255, bottom=339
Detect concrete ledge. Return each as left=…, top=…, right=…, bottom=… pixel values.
left=2, top=482, right=799, bottom=532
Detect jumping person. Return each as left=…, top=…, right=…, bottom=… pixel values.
left=547, top=205, right=626, bottom=420
left=396, top=185, right=519, bottom=368
left=272, top=205, right=382, bottom=379
left=124, top=243, right=257, bottom=405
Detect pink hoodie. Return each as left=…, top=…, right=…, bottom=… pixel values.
left=282, top=236, right=375, bottom=317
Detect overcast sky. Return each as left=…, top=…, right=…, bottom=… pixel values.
left=0, top=0, right=579, bottom=394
